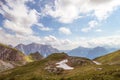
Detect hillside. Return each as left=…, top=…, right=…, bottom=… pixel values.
left=1, top=52, right=120, bottom=80
left=0, top=53, right=95, bottom=80
left=0, top=43, right=32, bottom=71
left=0, top=43, right=26, bottom=61
left=29, top=52, right=43, bottom=61
left=1, top=50, right=120, bottom=80
left=94, top=50, right=120, bottom=65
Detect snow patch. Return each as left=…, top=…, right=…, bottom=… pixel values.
left=56, top=59, right=74, bottom=70
left=93, top=61, right=101, bottom=65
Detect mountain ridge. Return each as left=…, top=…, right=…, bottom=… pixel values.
left=15, top=43, right=59, bottom=57
left=69, top=46, right=117, bottom=59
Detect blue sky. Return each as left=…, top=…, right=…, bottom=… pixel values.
left=0, top=0, right=120, bottom=50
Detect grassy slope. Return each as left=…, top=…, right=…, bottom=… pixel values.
left=1, top=63, right=120, bottom=80
left=94, top=50, right=120, bottom=64
left=1, top=52, right=120, bottom=80
left=0, top=53, right=95, bottom=80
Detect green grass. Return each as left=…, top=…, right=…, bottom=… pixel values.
left=1, top=51, right=120, bottom=80
left=0, top=53, right=92, bottom=80
left=1, top=63, right=120, bottom=80
left=46, top=52, right=68, bottom=61
left=94, top=50, right=120, bottom=64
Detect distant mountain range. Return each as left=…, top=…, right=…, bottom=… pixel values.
left=15, top=43, right=59, bottom=57
left=15, top=43, right=118, bottom=59
left=68, top=46, right=117, bottom=59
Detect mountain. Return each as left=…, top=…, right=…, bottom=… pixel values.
left=29, top=52, right=43, bottom=61
left=69, top=46, right=91, bottom=57
left=94, top=50, right=120, bottom=65
left=87, top=46, right=108, bottom=59
left=0, top=43, right=26, bottom=61
left=1, top=52, right=120, bottom=80
left=15, top=43, right=59, bottom=57
left=0, top=53, right=95, bottom=80
left=59, top=50, right=70, bottom=53
left=68, top=46, right=116, bottom=59
left=0, top=43, right=33, bottom=72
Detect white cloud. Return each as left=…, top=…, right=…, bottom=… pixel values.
left=43, top=0, right=120, bottom=23
left=59, top=27, right=71, bottom=35
left=44, top=35, right=57, bottom=42
left=43, top=35, right=120, bottom=50
left=87, top=36, right=120, bottom=48
left=81, top=20, right=98, bottom=32
left=0, top=27, right=120, bottom=50
left=0, top=0, right=39, bottom=35
left=43, top=35, right=72, bottom=47
left=36, top=23, right=52, bottom=31
left=0, top=28, right=72, bottom=50
left=0, top=28, right=41, bottom=46
left=95, top=29, right=102, bottom=32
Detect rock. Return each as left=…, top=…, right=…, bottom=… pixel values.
left=96, top=68, right=103, bottom=71
left=45, top=63, right=64, bottom=74
left=0, top=44, right=25, bottom=61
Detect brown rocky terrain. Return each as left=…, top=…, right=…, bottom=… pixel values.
left=0, top=43, right=25, bottom=61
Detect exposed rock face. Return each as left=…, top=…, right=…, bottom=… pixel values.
left=15, top=43, right=59, bottom=57
left=45, top=62, right=64, bottom=74
left=0, top=60, right=14, bottom=72
left=0, top=44, right=25, bottom=61
left=68, top=56, right=94, bottom=67
left=0, top=43, right=29, bottom=72
left=29, top=52, right=43, bottom=61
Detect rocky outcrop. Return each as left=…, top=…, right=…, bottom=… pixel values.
left=68, top=57, right=94, bottom=67
left=45, top=62, right=64, bottom=74
left=0, top=43, right=32, bottom=72
left=0, top=44, right=25, bottom=61
left=0, top=60, right=14, bottom=72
